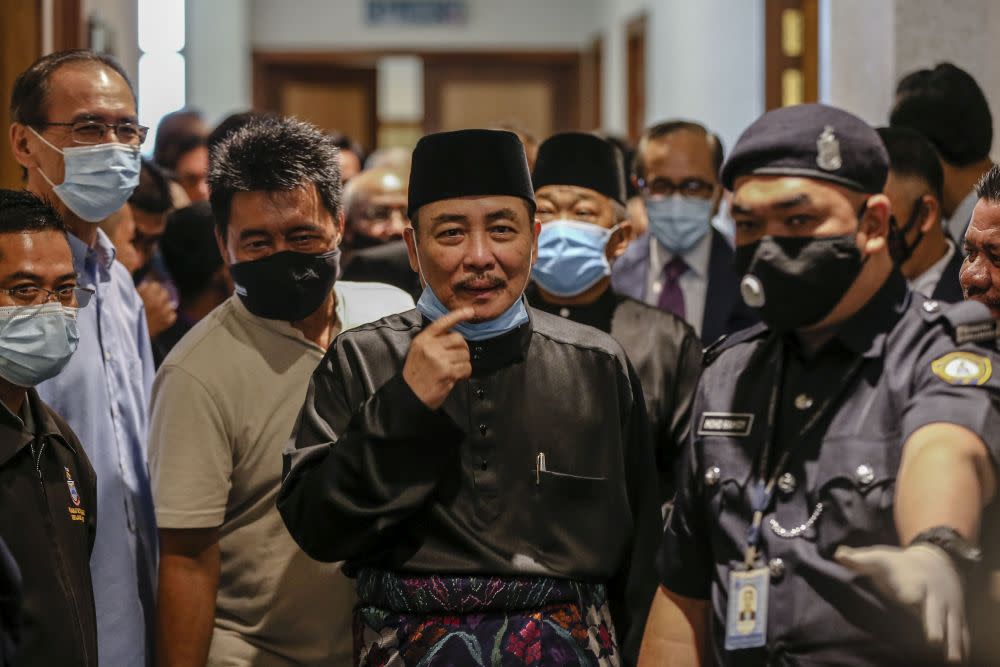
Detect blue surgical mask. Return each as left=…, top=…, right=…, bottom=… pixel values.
left=416, top=287, right=529, bottom=342
left=31, top=127, right=141, bottom=222
left=412, top=235, right=532, bottom=341
left=532, top=219, right=619, bottom=297
left=645, top=195, right=713, bottom=254
left=0, top=303, right=80, bottom=387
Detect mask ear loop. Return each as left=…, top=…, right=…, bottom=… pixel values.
left=27, top=127, right=64, bottom=188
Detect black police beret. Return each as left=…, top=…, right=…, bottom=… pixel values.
left=408, top=129, right=535, bottom=219
left=720, top=103, right=889, bottom=193
left=532, top=132, right=627, bottom=206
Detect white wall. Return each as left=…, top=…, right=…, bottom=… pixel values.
left=251, top=0, right=601, bottom=50
left=819, top=0, right=895, bottom=127
left=187, top=0, right=252, bottom=124
left=82, top=0, right=140, bottom=83
left=597, top=0, right=765, bottom=151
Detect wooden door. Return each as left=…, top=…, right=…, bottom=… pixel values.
left=253, top=55, right=378, bottom=150
left=1, top=1, right=42, bottom=189
left=423, top=52, right=581, bottom=141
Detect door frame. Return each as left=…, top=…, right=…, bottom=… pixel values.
left=253, top=50, right=583, bottom=146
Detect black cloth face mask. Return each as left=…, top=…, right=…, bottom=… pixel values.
left=229, top=248, right=340, bottom=321
left=734, top=234, right=865, bottom=332
left=887, top=197, right=926, bottom=266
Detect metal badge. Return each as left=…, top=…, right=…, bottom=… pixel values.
left=777, top=473, right=797, bottom=495
left=816, top=125, right=843, bottom=171
left=854, top=464, right=875, bottom=486
left=740, top=275, right=765, bottom=308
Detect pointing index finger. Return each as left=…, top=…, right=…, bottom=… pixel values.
left=425, top=307, right=476, bottom=335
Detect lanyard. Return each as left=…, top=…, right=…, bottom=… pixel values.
left=743, top=336, right=866, bottom=567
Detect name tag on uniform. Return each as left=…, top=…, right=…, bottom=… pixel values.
left=698, top=412, right=755, bottom=437
left=725, top=568, right=769, bottom=650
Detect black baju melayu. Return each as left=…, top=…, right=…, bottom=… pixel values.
left=278, top=306, right=662, bottom=666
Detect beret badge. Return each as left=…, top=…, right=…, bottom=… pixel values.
left=816, top=125, right=843, bottom=172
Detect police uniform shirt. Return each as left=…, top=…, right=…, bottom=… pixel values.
left=659, top=270, right=1000, bottom=666
left=524, top=283, right=703, bottom=504
left=278, top=306, right=663, bottom=663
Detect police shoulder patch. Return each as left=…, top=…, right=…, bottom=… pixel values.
left=931, top=351, right=993, bottom=386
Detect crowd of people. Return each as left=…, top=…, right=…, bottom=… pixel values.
left=2, top=47, right=1000, bottom=667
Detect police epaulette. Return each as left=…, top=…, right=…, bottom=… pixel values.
left=920, top=299, right=1000, bottom=346
left=702, top=322, right=769, bottom=366
left=955, top=319, right=1000, bottom=345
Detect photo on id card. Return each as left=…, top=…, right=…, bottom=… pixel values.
left=725, top=568, right=769, bottom=650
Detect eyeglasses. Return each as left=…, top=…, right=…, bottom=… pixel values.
left=0, top=285, right=95, bottom=308
left=360, top=205, right=409, bottom=223
left=638, top=177, right=716, bottom=199
left=38, top=120, right=149, bottom=146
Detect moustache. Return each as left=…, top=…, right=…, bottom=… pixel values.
left=456, top=275, right=506, bottom=290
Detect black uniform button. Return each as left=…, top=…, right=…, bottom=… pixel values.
left=479, top=423, right=488, bottom=435
left=480, top=459, right=488, bottom=470
left=475, top=387, right=485, bottom=400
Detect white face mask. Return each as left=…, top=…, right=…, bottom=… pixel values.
left=30, top=127, right=141, bottom=222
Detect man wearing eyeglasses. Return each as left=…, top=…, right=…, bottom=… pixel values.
left=8, top=49, right=157, bottom=666
left=0, top=188, right=98, bottom=666
left=612, top=120, right=757, bottom=344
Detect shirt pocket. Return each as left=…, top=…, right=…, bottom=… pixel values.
left=808, top=434, right=902, bottom=558
left=534, top=468, right=626, bottom=573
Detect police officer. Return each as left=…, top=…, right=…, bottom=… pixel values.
left=638, top=104, right=1000, bottom=666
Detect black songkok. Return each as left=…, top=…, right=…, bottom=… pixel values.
left=408, top=129, right=535, bottom=219
left=532, top=132, right=627, bottom=206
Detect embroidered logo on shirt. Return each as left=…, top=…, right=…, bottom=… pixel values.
left=64, top=467, right=81, bottom=506
left=931, top=351, right=992, bottom=386
left=698, top=412, right=755, bottom=437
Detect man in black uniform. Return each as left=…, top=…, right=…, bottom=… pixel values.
left=278, top=129, right=662, bottom=666
left=638, top=104, right=1000, bottom=666
left=0, top=189, right=98, bottom=666
left=525, top=132, right=702, bottom=506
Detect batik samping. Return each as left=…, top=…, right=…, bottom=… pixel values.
left=353, top=569, right=619, bottom=666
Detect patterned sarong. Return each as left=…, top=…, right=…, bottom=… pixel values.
left=353, top=569, right=620, bottom=666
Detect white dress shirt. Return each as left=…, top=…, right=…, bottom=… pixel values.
left=946, top=189, right=978, bottom=245
left=910, top=239, right=956, bottom=298
left=645, top=232, right=713, bottom=336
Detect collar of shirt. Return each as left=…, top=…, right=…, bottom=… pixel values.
left=909, top=240, right=956, bottom=298
left=68, top=228, right=118, bottom=284
left=524, top=282, right=619, bottom=334
left=417, top=306, right=533, bottom=375
left=946, top=188, right=980, bottom=243
left=649, top=229, right=713, bottom=280
left=819, top=269, right=910, bottom=360
left=229, top=291, right=338, bottom=353
left=0, top=389, right=70, bottom=467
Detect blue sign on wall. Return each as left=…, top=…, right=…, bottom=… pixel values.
left=366, top=0, right=469, bottom=26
